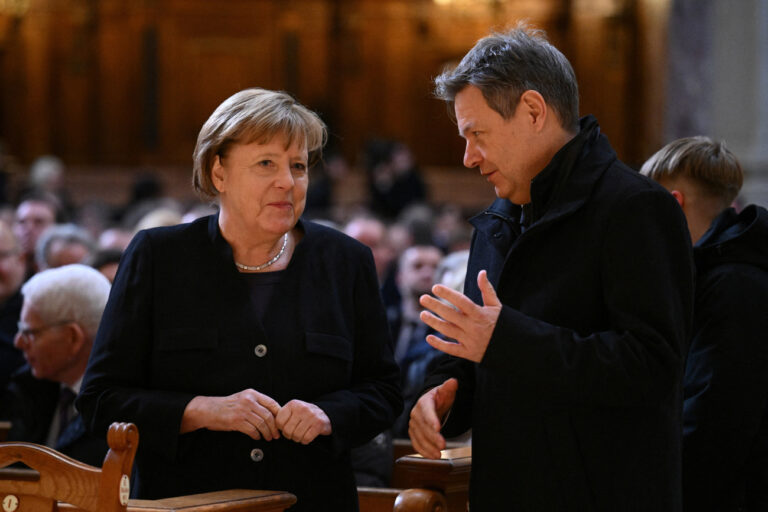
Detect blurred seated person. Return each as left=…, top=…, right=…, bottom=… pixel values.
left=133, top=206, right=183, bottom=233
left=98, top=226, right=134, bottom=252
left=77, top=88, right=402, bottom=510
left=86, top=248, right=123, bottom=283
left=641, top=137, right=768, bottom=511
left=304, top=144, right=349, bottom=220
left=0, top=221, right=26, bottom=392
left=35, top=223, right=97, bottom=271
left=25, top=155, right=76, bottom=221
left=343, top=215, right=394, bottom=284
left=181, top=203, right=218, bottom=224
left=388, top=244, right=443, bottom=437
left=0, top=264, right=111, bottom=466
left=13, top=193, right=60, bottom=278
left=363, top=139, right=427, bottom=220
left=434, top=250, right=470, bottom=294
left=343, top=215, right=401, bottom=309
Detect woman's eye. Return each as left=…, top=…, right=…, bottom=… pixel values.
left=292, top=163, right=307, bottom=171
left=258, top=160, right=273, bottom=167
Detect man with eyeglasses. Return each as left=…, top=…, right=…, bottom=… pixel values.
left=0, top=264, right=111, bottom=466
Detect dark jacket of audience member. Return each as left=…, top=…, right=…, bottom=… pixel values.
left=683, top=204, right=768, bottom=511
left=0, top=291, right=23, bottom=392
left=1, top=368, right=107, bottom=466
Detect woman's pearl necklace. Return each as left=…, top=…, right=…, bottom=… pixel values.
left=234, top=234, right=288, bottom=272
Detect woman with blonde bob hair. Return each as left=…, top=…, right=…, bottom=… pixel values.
left=78, top=88, right=402, bottom=511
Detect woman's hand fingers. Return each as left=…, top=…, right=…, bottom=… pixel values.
left=183, top=389, right=281, bottom=440
left=275, top=400, right=331, bottom=444
left=242, top=389, right=281, bottom=440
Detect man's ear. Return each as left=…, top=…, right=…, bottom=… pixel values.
left=670, top=189, right=684, bottom=208
left=63, top=322, right=87, bottom=356
left=519, top=90, right=547, bottom=131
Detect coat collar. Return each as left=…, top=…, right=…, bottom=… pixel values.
left=471, top=115, right=615, bottom=236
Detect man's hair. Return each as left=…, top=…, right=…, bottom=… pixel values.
left=434, top=23, right=579, bottom=131
left=35, top=223, right=97, bottom=270
left=640, top=136, right=743, bottom=206
left=15, top=191, right=64, bottom=223
left=192, top=88, right=327, bottom=200
left=21, top=264, right=111, bottom=339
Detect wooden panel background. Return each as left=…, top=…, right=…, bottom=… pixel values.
left=0, top=0, right=669, bottom=211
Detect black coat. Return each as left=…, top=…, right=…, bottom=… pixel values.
left=77, top=216, right=402, bottom=511
left=682, top=205, right=768, bottom=511
left=0, top=291, right=23, bottom=392
left=0, top=367, right=108, bottom=466
left=425, top=116, right=694, bottom=511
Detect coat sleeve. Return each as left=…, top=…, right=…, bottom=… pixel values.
left=311, top=249, right=403, bottom=454
left=76, top=231, right=195, bottom=461
left=681, top=267, right=768, bottom=510
left=480, top=188, right=694, bottom=407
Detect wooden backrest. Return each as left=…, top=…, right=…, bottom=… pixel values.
left=0, top=422, right=138, bottom=512
left=358, top=487, right=447, bottom=512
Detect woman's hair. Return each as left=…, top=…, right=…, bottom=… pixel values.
left=192, top=88, right=327, bottom=200
left=434, top=23, right=579, bottom=132
left=21, top=264, right=111, bottom=339
left=640, top=136, right=743, bottom=206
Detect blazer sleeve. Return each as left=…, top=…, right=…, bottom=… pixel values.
left=77, top=231, right=195, bottom=461
left=311, top=249, right=403, bottom=454
left=480, top=188, right=694, bottom=407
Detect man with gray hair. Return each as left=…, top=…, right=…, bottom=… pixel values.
left=0, top=264, right=111, bottom=466
left=410, top=25, right=694, bottom=510
left=35, top=223, right=97, bottom=271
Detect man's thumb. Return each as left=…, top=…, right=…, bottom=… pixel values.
left=435, top=378, right=458, bottom=415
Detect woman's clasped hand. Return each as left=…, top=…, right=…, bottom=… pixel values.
left=182, top=390, right=331, bottom=444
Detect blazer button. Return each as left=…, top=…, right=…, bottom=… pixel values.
left=250, top=448, right=264, bottom=462
left=254, top=344, right=268, bottom=357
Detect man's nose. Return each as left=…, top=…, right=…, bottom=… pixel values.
left=463, top=140, right=481, bottom=169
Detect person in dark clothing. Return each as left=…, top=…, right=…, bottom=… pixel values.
left=77, top=88, right=401, bottom=511
left=363, top=138, right=427, bottom=220
left=388, top=244, right=443, bottom=438
left=0, top=221, right=26, bottom=392
left=0, top=264, right=111, bottom=466
left=641, top=136, right=768, bottom=511
left=408, top=25, right=694, bottom=511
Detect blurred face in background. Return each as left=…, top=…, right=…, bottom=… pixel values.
left=0, top=224, right=26, bottom=303
left=344, top=218, right=394, bottom=282
left=14, top=200, right=56, bottom=256
left=397, top=245, right=443, bottom=299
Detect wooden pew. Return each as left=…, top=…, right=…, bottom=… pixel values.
left=126, top=490, right=295, bottom=512
left=358, top=442, right=471, bottom=512
left=358, top=487, right=447, bottom=512
left=0, top=422, right=296, bottom=512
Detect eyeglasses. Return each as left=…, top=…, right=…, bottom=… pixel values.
left=16, top=321, right=72, bottom=344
